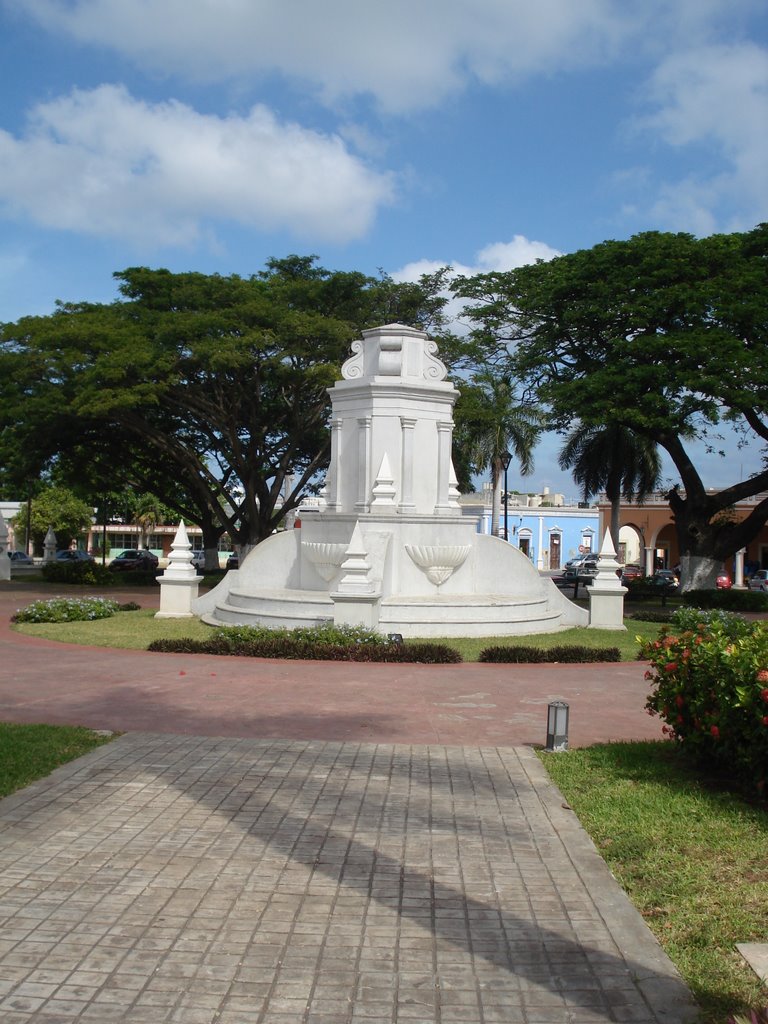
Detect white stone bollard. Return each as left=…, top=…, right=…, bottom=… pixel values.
left=588, top=529, right=627, bottom=631
left=155, top=521, right=202, bottom=618
left=44, top=525, right=57, bottom=563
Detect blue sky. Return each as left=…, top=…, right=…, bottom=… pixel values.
left=1, top=1, right=766, bottom=498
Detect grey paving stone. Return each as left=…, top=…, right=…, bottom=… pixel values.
left=0, top=734, right=698, bottom=1024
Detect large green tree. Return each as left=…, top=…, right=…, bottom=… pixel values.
left=0, top=257, right=452, bottom=557
left=454, top=225, right=768, bottom=589
left=13, top=486, right=93, bottom=553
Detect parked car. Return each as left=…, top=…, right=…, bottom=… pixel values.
left=55, top=549, right=94, bottom=562
left=716, top=573, right=732, bottom=589
left=748, top=569, right=768, bottom=592
left=620, top=564, right=643, bottom=583
left=563, top=556, right=598, bottom=580
left=226, top=553, right=239, bottom=570
left=649, top=569, right=679, bottom=590
left=7, top=550, right=34, bottom=565
left=108, top=549, right=159, bottom=572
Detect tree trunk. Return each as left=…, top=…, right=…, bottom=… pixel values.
left=610, top=498, right=621, bottom=556
left=679, top=553, right=721, bottom=591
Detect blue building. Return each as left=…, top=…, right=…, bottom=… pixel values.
left=458, top=487, right=599, bottom=572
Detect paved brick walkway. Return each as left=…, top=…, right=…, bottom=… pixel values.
left=0, top=734, right=696, bottom=1024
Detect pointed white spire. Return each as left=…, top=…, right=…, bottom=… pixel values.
left=335, top=521, right=375, bottom=594
left=163, top=520, right=199, bottom=580
left=370, top=452, right=397, bottom=510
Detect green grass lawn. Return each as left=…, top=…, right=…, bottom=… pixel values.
left=539, top=742, right=768, bottom=1023
left=0, top=722, right=115, bottom=799
left=12, top=607, right=664, bottom=659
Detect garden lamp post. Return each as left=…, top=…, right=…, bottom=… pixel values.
left=545, top=700, right=570, bottom=752
left=500, top=450, right=512, bottom=541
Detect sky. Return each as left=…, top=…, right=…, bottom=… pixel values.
left=1, top=0, right=766, bottom=499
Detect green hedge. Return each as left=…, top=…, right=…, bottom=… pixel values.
left=41, top=560, right=114, bottom=585
left=479, top=644, right=621, bottom=663
left=681, top=588, right=768, bottom=611
left=147, top=635, right=462, bottom=663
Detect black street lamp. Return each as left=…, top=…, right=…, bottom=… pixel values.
left=500, top=450, right=512, bottom=541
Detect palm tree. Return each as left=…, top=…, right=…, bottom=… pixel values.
left=558, top=423, right=661, bottom=553
left=455, top=372, right=544, bottom=537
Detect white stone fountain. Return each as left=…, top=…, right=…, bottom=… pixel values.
left=195, top=323, right=587, bottom=637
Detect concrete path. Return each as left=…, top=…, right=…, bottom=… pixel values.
left=0, top=580, right=698, bottom=1022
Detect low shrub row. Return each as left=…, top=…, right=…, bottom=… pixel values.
left=681, top=588, right=768, bottom=611
left=40, top=562, right=161, bottom=586
left=642, top=607, right=768, bottom=795
left=147, top=635, right=462, bottom=663
left=41, top=561, right=114, bottom=586
left=479, top=644, right=621, bottom=663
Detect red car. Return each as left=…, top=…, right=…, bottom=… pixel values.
left=620, top=565, right=643, bottom=583
left=716, top=573, right=732, bottom=589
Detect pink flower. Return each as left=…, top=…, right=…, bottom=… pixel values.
left=757, top=670, right=768, bottom=683
left=710, top=725, right=720, bottom=739
left=664, top=662, right=679, bottom=673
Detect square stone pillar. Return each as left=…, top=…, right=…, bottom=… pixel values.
left=588, top=530, right=627, bottom=631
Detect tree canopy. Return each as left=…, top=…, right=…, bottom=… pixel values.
left=454, top=224, right=768, bottom=586
left=0, top=257, right=452, bottom=551
left=12, top=486, right=93, bottom=552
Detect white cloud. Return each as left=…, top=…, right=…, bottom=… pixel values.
left=12, top=0, right=652, bottom=114
left=0, top=85, right=394, bottom=246
left=637, top=43, right=768, bottom=232
left=392, top=235, right=562, bottom=328
left=393, top=234, right=561, bottom=283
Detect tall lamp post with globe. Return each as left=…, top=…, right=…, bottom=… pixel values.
left=501, top=450, right=512, bottom=541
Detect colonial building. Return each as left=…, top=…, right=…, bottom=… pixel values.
left=597, top=491, right=768, bottom=577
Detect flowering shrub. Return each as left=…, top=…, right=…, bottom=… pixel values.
left=12, top=596, right=120, bottom=623
left=212, top=623, right=389, bottom=648
left=642, top=610, right=768, bottom=794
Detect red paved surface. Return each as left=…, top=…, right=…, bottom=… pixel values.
left=0, top=579, right=664, bottom=748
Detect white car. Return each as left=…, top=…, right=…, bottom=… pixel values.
left=190, top=549, right=207, bottom=569
left=748, top=569, right=768, bottom=592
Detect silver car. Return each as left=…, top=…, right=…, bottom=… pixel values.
left=748, top=569, right=768, bottom=592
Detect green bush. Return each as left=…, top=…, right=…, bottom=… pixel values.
left=146, top=632, right=461, bottom=663
left=211, top=622, right=388, bottom=648
left=479, top=644, right=621, bottom=664
left=625, top=610, right=676, bottom=623
left=681, top=588, right=768, bottom=611
left=642, top=617, right=768, bottom=795
left=12, top=596, right=120, bottom=623
left=106, top=569, right=159, bottom=586
left=41, top=560, right=113, bottom=585
left=624, top=578, right=678, bottom=601
left=669, top=606, right=751, bottom=639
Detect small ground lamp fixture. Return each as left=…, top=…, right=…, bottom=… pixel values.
left=545, top=700, right=570, bottom=752
left=500, top=449, right=512, bottom=541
